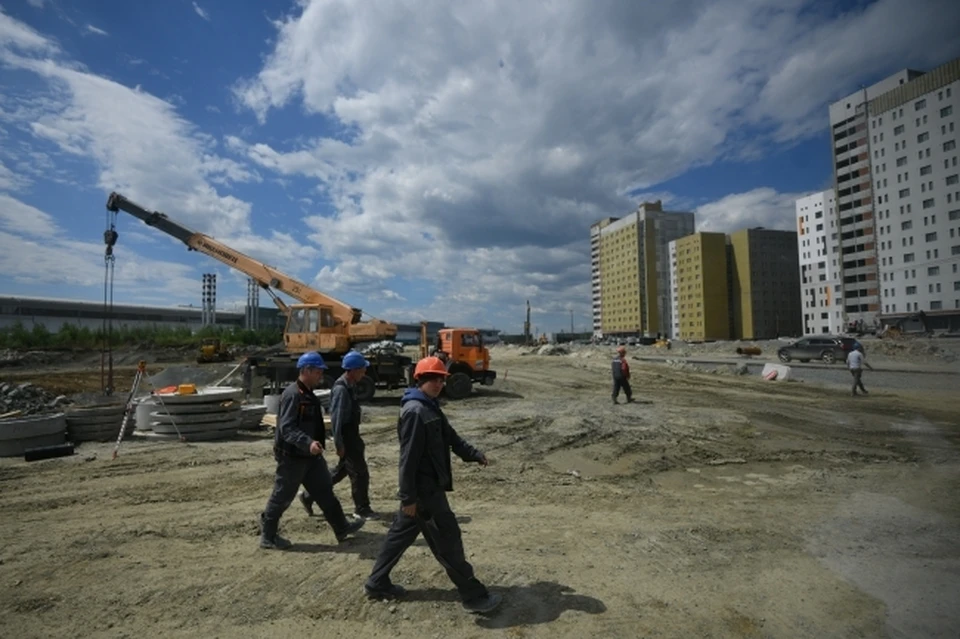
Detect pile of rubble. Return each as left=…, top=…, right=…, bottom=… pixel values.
left=0, top=381, right=70, bottom=417
left=0, top=350, right=62, bottom=369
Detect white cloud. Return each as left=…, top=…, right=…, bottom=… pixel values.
left=0, top=159, right=29, bottom=191
left=227, top=0, right=960, bottom=328
left=192, top=2, right=210, bottom=21
left=0, top=193, right=200, bottom=299
left=0, top=193, right=59, bottom=236
left=84, top=24, right=108, bottom=37
left=695, top=188, right=808, bottom=233
left=0, top=9, right=57, bottom=52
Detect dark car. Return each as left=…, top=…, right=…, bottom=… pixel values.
left=777, top=336, right=863, bottom=364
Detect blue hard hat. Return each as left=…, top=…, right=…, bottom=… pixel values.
left=342, top=350, right=370, bottom=371
left=297, top=351, right=327, bottom=369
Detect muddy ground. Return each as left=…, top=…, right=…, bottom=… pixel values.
left=1, top=343, right=959, bottom=638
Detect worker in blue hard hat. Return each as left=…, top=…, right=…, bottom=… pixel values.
left=299, top=350, right=379, bottom=520
left=258, top=351, right=364, bottom=549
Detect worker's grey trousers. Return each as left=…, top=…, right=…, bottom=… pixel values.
left=851, top=369, right=867, bottom=395
left=262, top=455, right=349, bottom=536
left=366, top=491, right=488, bottom=602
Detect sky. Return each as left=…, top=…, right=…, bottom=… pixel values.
left=1, top=0, right=959, bottom=335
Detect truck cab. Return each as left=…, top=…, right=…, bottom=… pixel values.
left=434, top=328, right=497, bottom=399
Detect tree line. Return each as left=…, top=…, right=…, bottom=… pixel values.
left=0, top=322, right=283, bottom=350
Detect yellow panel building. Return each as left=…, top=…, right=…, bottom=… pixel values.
left=591, top=201, right=695, bottom=338
left=673, top=233, right=730, bottom=341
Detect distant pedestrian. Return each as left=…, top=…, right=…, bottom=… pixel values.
left=611, top=346, right=634, bottom=404
left=847, top=344, right=873, bottom=396
left=299, top=350, right=378, bottom=520
left=258, top=351, right=364, bottom=550
left=363, top=356, right=502, bottom=615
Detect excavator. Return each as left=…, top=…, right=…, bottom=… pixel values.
left=105, top=192, right=409, bottom=400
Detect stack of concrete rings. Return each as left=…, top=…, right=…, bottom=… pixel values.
left=0, top=413, right=67, bottom=457
left=64, top=402, right=131, bottom=443
left=146, top=387, right=244, bottom=441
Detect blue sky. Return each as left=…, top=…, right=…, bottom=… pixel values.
left=1, top=0, right=959, bottom=334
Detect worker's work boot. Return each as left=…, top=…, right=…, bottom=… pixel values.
left=355, top=506, right=380, bottom=520
left=462, top=592, right=503, bottom=614
left=626, top=397, right=635, bottom=404
left=335, top=517, right=366, bottom=542
left=259, top=516, right=292, bottom=550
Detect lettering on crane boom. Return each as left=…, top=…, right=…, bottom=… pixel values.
left=199, top=240, right=238, bottom=264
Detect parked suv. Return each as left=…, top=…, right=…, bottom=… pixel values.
left=777, top=336, right=863, bottom=364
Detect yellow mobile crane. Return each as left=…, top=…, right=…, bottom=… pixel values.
left=105, top=192, right=409, bottom=399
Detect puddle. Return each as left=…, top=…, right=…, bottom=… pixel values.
left=545, top=444, right=644, bottom=477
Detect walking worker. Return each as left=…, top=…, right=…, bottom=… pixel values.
left=847, top=343, right=873, bottom=396
left=258, top=351, right=364, bottom=550
left=611, top=346, right=634, bottom=404
left=363, top=356, right=502, bottom=615
left=299, top=350, right=378, bottom=520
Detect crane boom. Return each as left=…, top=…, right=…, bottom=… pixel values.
left=105, top=191, right=396, bottom=353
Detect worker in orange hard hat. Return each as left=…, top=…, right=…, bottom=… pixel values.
left=612, top=346, right=634, bottom=404
left=363, top=356, right=502, bottom=615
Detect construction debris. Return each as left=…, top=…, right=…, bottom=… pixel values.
left=0, top=381, right=71, bottom=416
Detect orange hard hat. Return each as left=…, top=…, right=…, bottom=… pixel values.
left=414, top=356, right=450, bottom=380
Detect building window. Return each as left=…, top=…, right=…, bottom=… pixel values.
left=926, top=232, right=937, bottom=242
left=943, top=105, right=954, bottom=117
left=897, top=156, right=907, bottom=167
left=931, top=301, right=942, bottom=310
left=901, top=220, right=913, bottom=230
left=906, top=286, right=917, bottom=295
left=904, top=253, right=915, bottom=262
left=899, top=188, right=910, bottom=198
left=918, top=132, right=929, bottom=143
left=920, top=164, right=932, bottom=176
left=946, top=141, right=957, bottom=152
left=949, top=209, right=960, bottom=221
left=948, top=175, right=959, bottom=186
left=894, top=124, right=904, bottom=135
left=923, top=199, right=935, bottom=209
left=916, top=99, right=926, bottom=111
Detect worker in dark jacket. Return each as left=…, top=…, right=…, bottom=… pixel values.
left=363, top=356, right=502, bottom=615
left=258, top=351, right=364, bottom=550
left=611, top=346, right=634, bottom=404
left=299, top=350, right=378, bottom=519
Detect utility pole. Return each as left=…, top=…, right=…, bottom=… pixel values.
left=570, top=309, right=574, bottom=334
left=523, top=300, right=531, bottom=345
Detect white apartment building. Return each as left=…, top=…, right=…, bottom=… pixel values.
left=868, top=59, right=960, bottom=323
left=796, top=190, right=844, bottom=334
left=829, top=69, right=921, bottom=331
left=667, top=240, right=681, bottom=339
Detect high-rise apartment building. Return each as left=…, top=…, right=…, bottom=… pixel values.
left=590, top=217, right=616, bottom=337
left=829, top=69, right=924, bottom=330
left=670, top=233, right=730, bottom=341
left=590, top=201, right=695, bottom=338
left=867, top=59, right=960, bottom=322
left=796, top=190, right=844, bottom=335
left=729, top=229, right=802, bottom=339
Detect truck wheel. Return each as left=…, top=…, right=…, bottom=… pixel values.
left=355, top=376, right=376, bottom=402
left=445, top=372, right=472, bottom=399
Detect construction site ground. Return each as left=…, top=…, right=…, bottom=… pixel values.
left=1, top=338, right=959, bottom=638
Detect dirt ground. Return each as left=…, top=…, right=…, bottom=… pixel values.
left=2, top=344, right=960, bottom=638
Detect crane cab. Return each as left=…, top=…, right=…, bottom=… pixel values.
left=284, top=304, right=350, bottom=353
